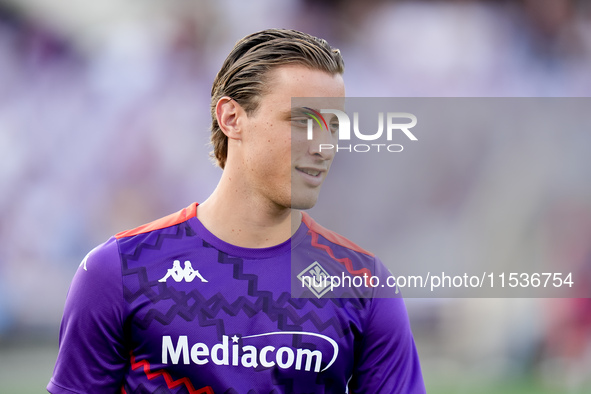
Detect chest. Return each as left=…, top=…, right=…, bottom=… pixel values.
left=121, top=248, right=366, bottom=392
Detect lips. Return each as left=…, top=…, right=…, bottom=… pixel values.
left=294, top=166, right=327, bottom=187
left=295, top=167, right=324, bottom=177
left=298, top=168, right=321, bottom=177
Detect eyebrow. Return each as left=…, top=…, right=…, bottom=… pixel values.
left=288, top=107, right=311, bottom=117
left=287, top=107, right=338, bottom=124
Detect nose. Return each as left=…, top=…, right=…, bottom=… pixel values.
left=308, top=126, right=336, bottom=161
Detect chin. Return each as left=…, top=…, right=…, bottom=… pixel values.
left=290, top=194, right=320, bottom=210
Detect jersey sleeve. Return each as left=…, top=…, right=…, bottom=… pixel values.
left=47, top=237, right=129, bottom=394
left=349, top=257, right=426, bottom=393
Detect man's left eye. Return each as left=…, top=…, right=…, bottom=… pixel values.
left=291, top=118, right=309, bottom=127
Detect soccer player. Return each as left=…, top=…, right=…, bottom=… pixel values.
left=48, top=29, right=425, bottom=393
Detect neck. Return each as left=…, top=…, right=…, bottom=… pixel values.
left=197, top=170, right=302, bottom=248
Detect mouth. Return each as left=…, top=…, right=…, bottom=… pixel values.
left=296, top=167, right=322, bottom=177
left=294, top=166, right=327, bottom=187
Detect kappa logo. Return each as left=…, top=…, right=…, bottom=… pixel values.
left=159, top=260, right=208, bottom=283
left=297, top=261, right=331, bottom=298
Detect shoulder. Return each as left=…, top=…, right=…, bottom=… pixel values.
left=115, top=202, right=198, bottom=239
left=298, top=212, right=379, bottom=286
left=301, top=211, right=374, bottom=258
left=78, top=203, right=199, bottom=275
left=298, top=212, right=401, bottom=298
left=79, top=236, right=120, bottom=272
left=66, top=236, right=124, bottom=313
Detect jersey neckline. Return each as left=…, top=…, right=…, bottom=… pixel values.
left=187, top=213, right=309, bottom=259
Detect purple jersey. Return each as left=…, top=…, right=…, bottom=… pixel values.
left=48, top=203, right=425, bottom=393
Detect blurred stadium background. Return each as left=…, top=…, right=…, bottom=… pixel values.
left=1, top=0, right=590, bottom=392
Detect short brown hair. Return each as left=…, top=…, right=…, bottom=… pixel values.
left=209, top=29, right=345, bottom=169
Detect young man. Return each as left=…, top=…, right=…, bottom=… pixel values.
left=48, top=29, right=425, bottom=393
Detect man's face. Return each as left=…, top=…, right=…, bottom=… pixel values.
left=239, top=65, right=345, bottom=211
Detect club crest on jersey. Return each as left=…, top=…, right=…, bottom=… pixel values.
left=297, top=261, right=331, bottom=298
left=158, top=260, right=208, bottom=283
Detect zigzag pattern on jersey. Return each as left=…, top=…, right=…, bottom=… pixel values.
left=129, top=258, right=365, bottom=339
left=118, top=224, right=366, bottom=337
left=120, top=222, right=196, bottom=302
left=128, top=351, right=213, bottom=394
left=308, top=229, right=373, bottom=282
left=212, top=249, right=365, bottom=339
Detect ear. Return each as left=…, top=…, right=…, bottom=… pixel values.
left=216, top=97, right=244, bottom=140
